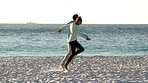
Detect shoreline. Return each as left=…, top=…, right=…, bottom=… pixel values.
left=1, top=56, right=148, bottom=82
left=0, top=54, right=147, bottom=57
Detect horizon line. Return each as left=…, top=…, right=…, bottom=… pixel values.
left=0, top=23, right=148, bottom=25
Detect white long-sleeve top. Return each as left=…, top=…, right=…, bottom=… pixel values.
left=59, top=22, right=87, bottom=42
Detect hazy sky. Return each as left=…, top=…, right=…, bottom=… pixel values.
left=0, top=0, right=148, bottom=24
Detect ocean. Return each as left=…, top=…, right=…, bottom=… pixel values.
left=0, top=24, right=148, bottom=57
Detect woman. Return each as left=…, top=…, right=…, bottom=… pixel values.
left=63, top=17, right=90, bottom=72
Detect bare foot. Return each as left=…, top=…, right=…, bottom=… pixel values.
left=63, top=69, right=68, bottom=73
left=60, top=64, right=69, bottom=72
left=60, top=64, right=65, bottom=71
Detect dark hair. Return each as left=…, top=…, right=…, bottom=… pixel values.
left=73, top=14, right=78, bottom=20
left=77, top=16, right=82, bottom=21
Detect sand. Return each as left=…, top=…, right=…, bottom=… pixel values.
left=0, top=56, right=148, bottom=83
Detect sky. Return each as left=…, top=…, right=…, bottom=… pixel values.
left=0, top=0, right=148, bottom=24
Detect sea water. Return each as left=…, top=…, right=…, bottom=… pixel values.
left=0, top=24, right=148, bottom=56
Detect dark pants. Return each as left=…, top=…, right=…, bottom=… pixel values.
left=65, top=40, right=85, bottom=67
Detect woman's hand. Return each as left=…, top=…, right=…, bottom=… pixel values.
left=86, top=37, right=91, bottom=40
left=57, top=29, right=62, bottom=32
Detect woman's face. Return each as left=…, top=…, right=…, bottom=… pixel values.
left=76, top=20, right=82, bottom=25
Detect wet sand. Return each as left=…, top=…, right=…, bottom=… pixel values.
left=0, top=56, right=148, bottom=83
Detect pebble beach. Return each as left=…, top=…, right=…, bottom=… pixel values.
left=0, top=56, right=148, bottom=83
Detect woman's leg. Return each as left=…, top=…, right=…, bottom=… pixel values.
left=60, top=43, right=72, bottom=70
left=65, top=40, right=84, bottom=70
